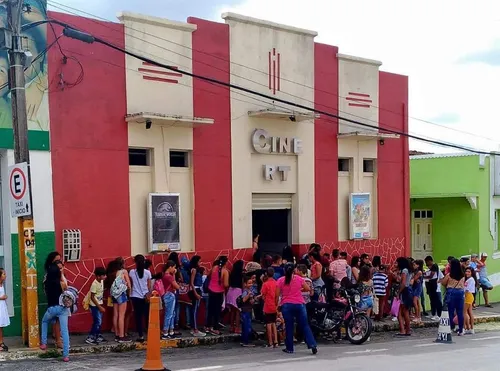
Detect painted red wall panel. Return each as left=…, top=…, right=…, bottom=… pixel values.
left=314, top=43, right=339, bottom=244
left=48, top=12, right=130, bottom=259
left=188, top=18, right=233, bottom=252
left=378, top=71, right=410, bottom=255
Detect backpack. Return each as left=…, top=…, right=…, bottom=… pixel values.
left=153, top=277, right=166, bottom=297
left=110, top=271, right=128, bottom=299
left=82, top=291, right=91, bottom=311
left=60, top=286, right=79, bottom=313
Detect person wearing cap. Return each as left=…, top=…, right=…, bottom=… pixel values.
left=476, top=253, right=493, bottom=308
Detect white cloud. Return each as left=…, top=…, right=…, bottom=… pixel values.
left=217, top=0, right=500, bottom=153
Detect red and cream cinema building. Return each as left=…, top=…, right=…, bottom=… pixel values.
left=45, top=11, right=409, bottom=331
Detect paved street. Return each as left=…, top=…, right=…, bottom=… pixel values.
left=2, top=323, right=500, bottom=371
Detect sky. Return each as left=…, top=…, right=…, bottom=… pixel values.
left=48, top=0, right=500, bottom=154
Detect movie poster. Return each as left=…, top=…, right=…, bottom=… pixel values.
left=349, top=193, right=371, bottom=239
left=148, top=193, right=180, bottom=251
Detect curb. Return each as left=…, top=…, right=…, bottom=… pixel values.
left=2, top=315, right=500, bottom=361
left=372, top=315, right=500, bottom=332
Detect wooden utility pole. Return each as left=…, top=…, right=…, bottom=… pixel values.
left=7, top=0, right=39, bottom=348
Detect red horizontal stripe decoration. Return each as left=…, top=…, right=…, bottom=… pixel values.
left=138, top=68, right=183, bottom=77
left=348, top=103, right=370, bottom=108
left=142, top=76, right=179, bottom=84
left=346, top=97, right=372, bottom=103
left=347, top=92, right=370, bottom=97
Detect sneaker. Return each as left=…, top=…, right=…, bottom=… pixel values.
left=118, top=337, right=132, bottom=343
left=39, top=344, right=47, bottom=351
left=85, top=337, right=96, bottom=345
left=161, top=334, right=169, bottom=340
left=136, top=337, right=145, bottom=343
left=191, top=330, right=206, bottom=337
left=62, top=357, right=70, bottom=362
left=114, top=336, right=119, bottom=342
left=96, top=335, right=107, bottom=343
left=0, top=343, right=8, bottom=352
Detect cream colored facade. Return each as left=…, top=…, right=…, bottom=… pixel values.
left=337, top=54, right=381, bottom=240
left=223, top=13, right=317, bottom=248
left=119, top=11, right=389, bottom=253
left=119, top=12, right=196, bottom=255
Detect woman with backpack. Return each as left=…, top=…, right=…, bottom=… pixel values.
left=39, top=263, right=71, bottom=362
left=206, top=256, right=229, bottom=335
left=109, top=259, right=132, bottom=343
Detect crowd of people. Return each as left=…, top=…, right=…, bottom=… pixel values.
left=30, top=243, right=494, bottom=362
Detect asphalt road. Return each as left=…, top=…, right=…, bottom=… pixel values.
left=2, top=325, right=500, bottom=371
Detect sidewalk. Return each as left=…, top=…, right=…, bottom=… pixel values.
left=2, top=304, right=500, bottom=361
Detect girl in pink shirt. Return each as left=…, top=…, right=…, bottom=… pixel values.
left=277, top=264, right=318, bottom=355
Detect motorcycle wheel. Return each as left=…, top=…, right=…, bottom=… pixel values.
left=346, top=313, right=373, bottom=345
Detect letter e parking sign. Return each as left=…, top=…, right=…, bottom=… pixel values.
left=8, top=162, right=31, bottom=218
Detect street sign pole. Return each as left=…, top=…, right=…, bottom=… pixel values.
left=6, top=0, right=39, bottom=348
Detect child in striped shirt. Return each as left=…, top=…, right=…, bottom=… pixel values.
left=373, top=265, right=389, bottom=321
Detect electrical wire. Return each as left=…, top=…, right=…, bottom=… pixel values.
left=87, top=35, right=496, bottom=155
left=34, top=0, right=84, bottom=90
left=26, top=13, right=498, bottom=154
left=57, top=46, right=470, bottom=153
left=46, top=0, right=500, bottom=145
left=0, top=34, right=63, bottom=92
left=39, top=8, right=455, bottom=146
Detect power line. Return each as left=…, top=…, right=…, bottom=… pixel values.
left=54, top=45, right=471, bottom=153
left=46, top=0, right=500, bottom=145
left=86, top=34, right=495, bottom=155
left=28, top=16, right=498, bottom=155
left=43, top=4, right=488, bottom=149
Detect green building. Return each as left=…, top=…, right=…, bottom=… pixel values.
left=410, top=153, right=500, bottom=302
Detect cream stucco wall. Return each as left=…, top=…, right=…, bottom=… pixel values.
left=338, top=54, right=381, bottom=134
left=120, top=12, right=196, bottom=254
left=118, top=12, right=196, bottom=118
left=338, top=139, right=378, bottom=240
left=128, top=124, right=195, bottom=254
left=223, top=13, right=316, bottom=248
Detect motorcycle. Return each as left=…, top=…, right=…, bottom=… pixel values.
left=308, top=283, right=373, bottom=345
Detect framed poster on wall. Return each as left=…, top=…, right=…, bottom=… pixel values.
left=148, top=193, right=181, bottom=252
left=349, top=192, right=371, bottom=239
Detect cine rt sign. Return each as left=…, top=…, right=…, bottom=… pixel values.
left=9, top=162, right=32, bottom=218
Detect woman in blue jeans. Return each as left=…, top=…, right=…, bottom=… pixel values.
left=440, top=258, right=465, bottom=335
left=277, top=263, right=317, bottom=355
left=161, top=261, right=180, bottom=339
left=40, top=264, right=70, bottom=362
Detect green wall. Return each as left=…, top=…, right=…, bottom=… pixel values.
left=411, top=155, right=500, bottom=303
left=411, top=155, right=484, bottom=197
left=411, top=197, right=479, bottom=262
left=6, top=232, right=54, bottom=337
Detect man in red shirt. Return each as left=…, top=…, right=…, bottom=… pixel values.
left=260, top=267, right=279, bottom=347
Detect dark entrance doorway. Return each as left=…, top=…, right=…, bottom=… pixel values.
left=252, top=209, right=290, bottom=257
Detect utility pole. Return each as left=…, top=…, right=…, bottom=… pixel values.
left=7, top=0, right=39, bottom=348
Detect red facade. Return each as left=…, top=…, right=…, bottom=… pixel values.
left=46, top=11, right=409, bottom=332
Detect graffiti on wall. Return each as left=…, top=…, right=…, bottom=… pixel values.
left=0, top=0, right=49, bottom=131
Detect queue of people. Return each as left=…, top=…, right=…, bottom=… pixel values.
left=33, top=246, right=495, bottom=362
